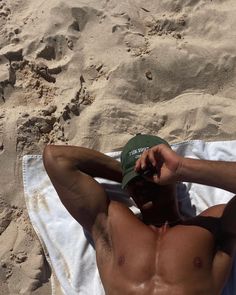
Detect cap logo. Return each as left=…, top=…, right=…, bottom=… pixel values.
left=128, top=146, right=149, bottom=157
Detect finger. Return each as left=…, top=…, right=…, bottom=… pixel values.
left=135, top=152, right=149, bottom=171
left=152, top=173, right=160, bottom=184
left=148, top=149, right=157, bottom=167
left=143, top=172, right=160, bottom=184
left=135, top=158, right=142, bottom=171
left=139, top=150, right=149, bottom=170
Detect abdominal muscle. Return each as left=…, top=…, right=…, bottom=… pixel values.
left=95, top=202, right=224, bottom=295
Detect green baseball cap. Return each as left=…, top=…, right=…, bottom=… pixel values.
left=120, top=134, right=170, bottom=189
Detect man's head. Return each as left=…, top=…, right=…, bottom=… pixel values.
left=120, top=134, right=179, bottom=224
left=120, top=133, right=170, bottom=189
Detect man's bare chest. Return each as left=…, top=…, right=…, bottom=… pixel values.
left=98, top=224, right=218, bottom=295
left=116, top=225, right=215, bottom=275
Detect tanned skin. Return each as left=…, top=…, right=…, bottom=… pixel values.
left=43, top=144, right=236, bottom=295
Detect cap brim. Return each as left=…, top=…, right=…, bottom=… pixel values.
left=121, top=170, right=140, bottom=189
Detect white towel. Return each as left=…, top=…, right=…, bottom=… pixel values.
left=22, top=140, right=236, bottom=295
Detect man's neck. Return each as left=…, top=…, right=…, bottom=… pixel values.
left=141, top=187, right=182, bottom=227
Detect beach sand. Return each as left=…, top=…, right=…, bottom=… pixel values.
left=1, top=0, right=236, bottom=293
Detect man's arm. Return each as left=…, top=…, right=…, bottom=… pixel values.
left=43, top=145, right=122, bottom=240
left=178, top=157, right=236, bottom=194
left=135, top=143, right=236, bottom=193
left=135, top=144, right=236, bottom=254
left=179, top=154, right=236, bottom=258
left=178, top=156, right=236, bottom=255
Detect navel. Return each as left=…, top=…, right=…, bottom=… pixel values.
left=193, top=256, right=203, bottom=268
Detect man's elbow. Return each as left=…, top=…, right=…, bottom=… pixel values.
left=43, top=144, right=56, bottom=160
left=43, top=145, right=65, bottom=173
left=43, top=144, right=75, bottom=173
left=43, top=145, right=56, bottom=172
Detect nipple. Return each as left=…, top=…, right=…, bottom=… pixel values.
left=193, top=257, right=203, bottom=268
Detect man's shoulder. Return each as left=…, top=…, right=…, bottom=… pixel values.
left=199, top=204, right=226, bottom=218
left=180, top=204, right=226, bottom=235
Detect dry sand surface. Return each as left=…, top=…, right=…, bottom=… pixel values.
left=1, top=0, right=236, bottom=294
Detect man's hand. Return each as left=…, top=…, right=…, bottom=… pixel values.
left=136, top=145, right=236, bottom=195
left=134, top=144, right=183, bottom=185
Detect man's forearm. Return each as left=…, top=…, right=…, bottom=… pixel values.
left=43, top=145, right=123, bottom=183
left=178, top=158, right=236, bottom=194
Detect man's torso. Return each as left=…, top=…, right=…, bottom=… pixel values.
left=95, top=201, right=233, bottom=295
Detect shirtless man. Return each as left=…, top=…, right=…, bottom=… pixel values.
left=43, top=134, right=236, bottom=295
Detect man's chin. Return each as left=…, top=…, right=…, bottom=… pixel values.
left=141, top=201, right=153, bottom=210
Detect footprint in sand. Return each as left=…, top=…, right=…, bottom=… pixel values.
left=0, top=209, right=51, bottom=294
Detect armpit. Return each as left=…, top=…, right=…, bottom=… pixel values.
left=93, top=216, right=112, bottom=252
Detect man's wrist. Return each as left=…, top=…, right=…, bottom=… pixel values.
left=175, top=157, right=217, bottom=185
left=175, top=156, right=186, bottom=182
left=175, top=157, right=199, bottom=183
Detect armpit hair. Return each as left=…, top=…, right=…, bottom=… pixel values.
left=94, top=218, right=112, bottom=252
